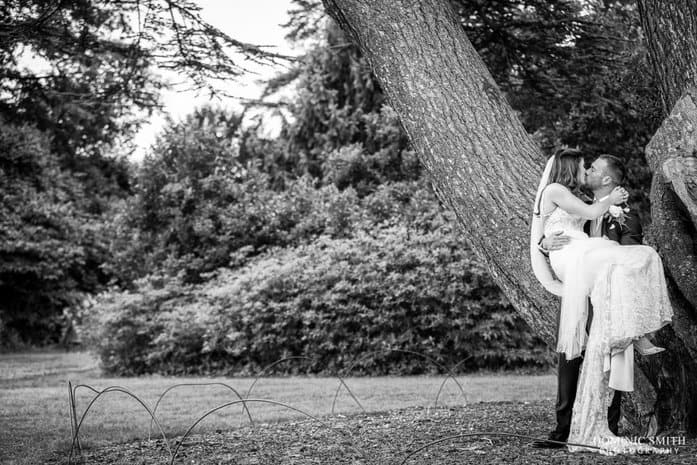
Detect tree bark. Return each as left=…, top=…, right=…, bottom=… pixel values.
left=322, top=0, right=697, bottom=434
left=637, top=0, right=697, bottom=435
left=638, top=0, right=697, bottom=329
left=322, top=0, right=559, bottom=340
left=638, top=1, right=697, bottom=115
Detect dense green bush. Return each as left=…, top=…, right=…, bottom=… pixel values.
left=83, top=225, right=553, bottom=376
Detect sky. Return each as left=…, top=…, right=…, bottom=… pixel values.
left=131, top=0, right=302, bottom=162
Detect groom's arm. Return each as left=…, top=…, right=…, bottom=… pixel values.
left=539, top=231, right=571, bottom=254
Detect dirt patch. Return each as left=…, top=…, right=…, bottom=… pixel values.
left=47, top=401, right=696, bottom=464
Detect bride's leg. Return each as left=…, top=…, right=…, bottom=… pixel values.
left=634, top=336, right=665, bottom=355
left=577, top=242, right=670, bottom=353
left=568, top=241, right=672, bottom=455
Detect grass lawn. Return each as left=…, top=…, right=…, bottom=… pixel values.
left=0, top=351, right=557, bottom=464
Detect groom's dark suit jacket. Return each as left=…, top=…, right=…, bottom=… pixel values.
left=584, top=205, right=642, bottom=245
left=552, top=204, right=643, bottom=441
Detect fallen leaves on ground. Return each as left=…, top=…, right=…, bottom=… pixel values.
left=49, top=401, right=696, bottom=464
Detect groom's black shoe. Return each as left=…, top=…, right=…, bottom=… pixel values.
left=531, top=431, right=568, bottom=449
left=530, top=438, right=566, bottom=449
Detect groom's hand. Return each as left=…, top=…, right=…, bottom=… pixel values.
left=540, top=231, right=571, bottom=252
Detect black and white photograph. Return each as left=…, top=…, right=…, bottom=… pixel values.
left=1, top=0, right=696, bottom=463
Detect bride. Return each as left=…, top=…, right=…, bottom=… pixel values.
left=529, top=151, right=674, bottom=455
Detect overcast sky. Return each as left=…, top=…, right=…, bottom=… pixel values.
left=131, top=0, right=301, bottom=161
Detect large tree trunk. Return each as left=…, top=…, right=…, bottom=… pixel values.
left=638, top=0, right=697, bottom=347
left=322, top=0, right=559, bottom=339
left=322, top=0, right=697, bottom=434
left=636, top=0, right=697, bottom=435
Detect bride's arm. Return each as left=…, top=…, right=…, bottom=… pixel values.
left=545, top=183, right=626, bottom=220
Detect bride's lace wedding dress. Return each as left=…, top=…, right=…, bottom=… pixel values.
left=543, top=204, right=673, bottom=455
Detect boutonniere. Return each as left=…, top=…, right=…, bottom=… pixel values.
left=606, top=204, right=631, bottom=228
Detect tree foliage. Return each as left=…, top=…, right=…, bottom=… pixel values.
left=0, top=0, right=296, bottom=344
left=0, top=0, right=294, bottom=203
left=253, top=21, right=420, bottom=195
left=104, top=104, right=431, bottom=286
left=0, top=118, right=109, bottom=345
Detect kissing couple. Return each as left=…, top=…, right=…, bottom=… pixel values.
left=529, top=148, right=674, bottom=455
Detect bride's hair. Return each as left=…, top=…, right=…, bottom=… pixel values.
left=549, top=147, right=584, bottom=192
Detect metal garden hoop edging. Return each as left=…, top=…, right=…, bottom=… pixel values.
left=67, top=381, right=82, bottom=453
left=170, top=398, right=366, bottom=465
left=148, top=382, right=254, bottom=440
left=244, top=356, right=317, bottom=399
left=241, top=355, right=365, bottom=433
left=63, top=351, right=540, bottom=463
left=433, top=355, right=472, bottom=408
left=68, top=385, right=173, bottom=464
left=331, top=348, right=468, bottom=414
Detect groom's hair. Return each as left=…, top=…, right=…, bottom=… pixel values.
left=598, top=154, right=626, bottom=185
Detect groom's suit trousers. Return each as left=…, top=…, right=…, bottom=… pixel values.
left=552, top=348, right=621, bottom=441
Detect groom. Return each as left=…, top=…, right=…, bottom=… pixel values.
left=532, top=151, right=642, bottom=448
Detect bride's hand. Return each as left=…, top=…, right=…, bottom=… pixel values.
left=609, top=186, right=629, bottom=204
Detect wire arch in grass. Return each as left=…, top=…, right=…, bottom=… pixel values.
left=67, top=381, right=82, bottom=453
left=244, top=355, right=366, bottom=417
left=69, top=382, right=111, bottom=455
left=67, top=384, right=173, bottom=465
left=244, top=356, right=317, bottom=399
left=331, top=348, right=468, bottom=414
left=147, top=382, right=253, bottom=440
left=433, top=355, right=472, bottom=408
left=170, top=398, right=367, bottom=465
